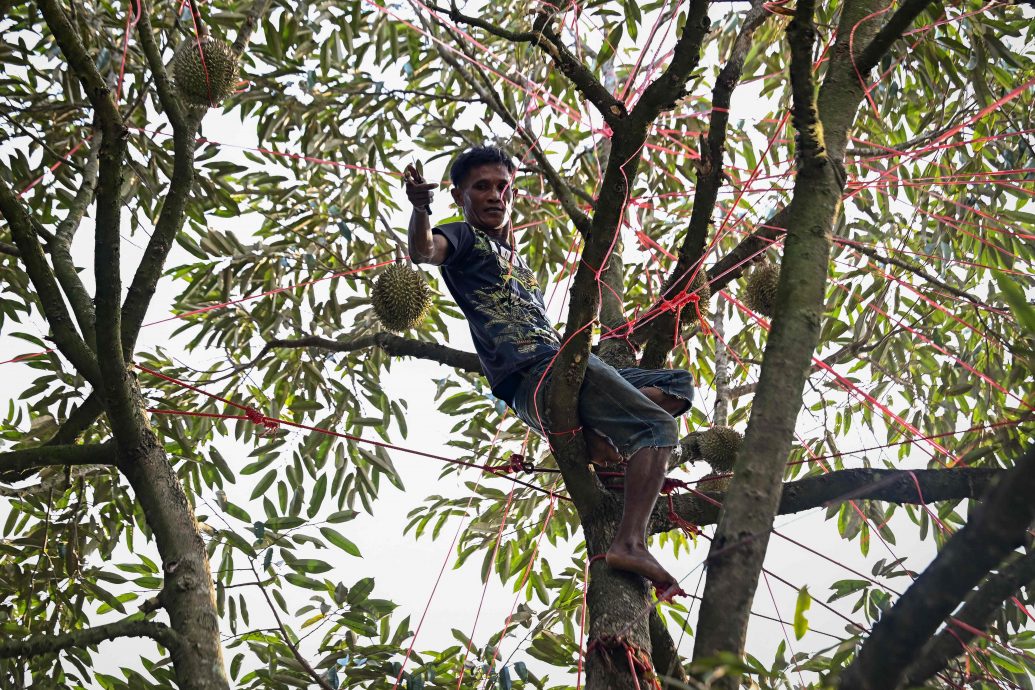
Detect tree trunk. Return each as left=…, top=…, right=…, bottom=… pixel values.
left=116, top=426, right=229, bottom=690
left=583, top=497, right=659, bottom=690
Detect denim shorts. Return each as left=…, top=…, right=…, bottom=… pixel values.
left=509, top=353, right=694, bottom=459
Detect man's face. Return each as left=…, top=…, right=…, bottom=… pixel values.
left=451, top=163, right=514, bottom=232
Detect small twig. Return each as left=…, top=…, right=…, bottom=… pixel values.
left=248, top=562, right=335, bottom=690
left=0, top=114, right=83, bottom=173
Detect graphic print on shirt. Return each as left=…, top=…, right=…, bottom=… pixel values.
left=471, top=233, right=556, bottom=354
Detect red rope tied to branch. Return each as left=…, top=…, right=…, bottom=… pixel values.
left=586, top=637, right=662, bottom=690
left=658, top=288, right=711, bottom=340
left=666, top=494, right=700, bottom=540
left=244, top=407, right=279, bottom=435
left=498, top=453, right=535, bottom=474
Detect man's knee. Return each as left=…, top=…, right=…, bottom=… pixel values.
left=640, top=385, right=690, bottom=417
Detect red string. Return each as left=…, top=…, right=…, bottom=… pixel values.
left=115, top=0, right=142, bottom=105
left=454, top=484, right=517, bottom=690
left=136, top=366, right=568, bottom=499
left=393, top=415, right=514, bottom=690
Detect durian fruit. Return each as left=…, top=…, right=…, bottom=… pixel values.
left=172, top=37, right=239, bottom=107
left=743, top=261, right=780, bottom=317
left=371, top=263, right=432, bottom=332
left=698, top=473, right=732, bottom=493
left=688, top=269, right=711, bottom=323
left=697, top=425, right=743, bottom=473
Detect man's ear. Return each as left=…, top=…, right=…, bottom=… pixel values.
left=450, top=187, right=463, bottom=206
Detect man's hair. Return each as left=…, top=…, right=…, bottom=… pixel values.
left=449, top=146, right=516, bottom=188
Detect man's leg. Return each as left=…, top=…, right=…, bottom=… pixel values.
left=605, top=445, right=677, bottom=589
left=639, top=386, right=689, bottom=417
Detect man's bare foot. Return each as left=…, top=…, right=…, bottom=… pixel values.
left=606, top=542, right=678, bottom=590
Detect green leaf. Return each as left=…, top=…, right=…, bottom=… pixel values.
left=250, top=469, right=278, bottom=500
left=320, top=527, right=361, bottom=556
left=995, top=272, right=1035, bottom=335
left=793, top=586, right=811, bottom=640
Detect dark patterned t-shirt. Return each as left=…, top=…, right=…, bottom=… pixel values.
left=433, top=221, right=560, bottom=401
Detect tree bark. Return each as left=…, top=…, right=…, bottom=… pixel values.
left=657, top=467, right=999, bottom=534
left=902, top=549, right=1035, bottom=688
left=690, top=0, right=894, bottom=682
left=840, top=445, right=1035, bottom=690
left=116, top=429, right=231, bottom=690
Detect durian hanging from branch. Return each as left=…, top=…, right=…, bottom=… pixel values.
left=172, top=36, right=240, bottom=108
left=371, top=261, right=432, bottom=332
left=743, top=260, right=781, bottom=318
left=697, top=425, right=743, bottom=473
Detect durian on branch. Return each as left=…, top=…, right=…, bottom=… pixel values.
left=171, top=36, right=240, bottom=107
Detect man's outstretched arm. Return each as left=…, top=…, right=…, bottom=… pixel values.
left=404, top=163, right=450, bottom=265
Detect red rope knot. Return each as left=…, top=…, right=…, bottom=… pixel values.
left=506, top=453, right=535, bottom=474
left=660, top=477, right=688, bottom=495
left=660, top=291, right=693, bottom=314
left=245, top=407, right=279, bottom=435
left=585, top=636, right=661, bottom=690
left=665, top=491, right=700, bottom=539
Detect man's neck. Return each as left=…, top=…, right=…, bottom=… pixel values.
left=474, top=223, right=512, bottom=246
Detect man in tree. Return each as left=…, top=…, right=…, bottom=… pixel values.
left=405, top=146, right=694, bottom=593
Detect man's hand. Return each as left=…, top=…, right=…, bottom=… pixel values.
left=403, top=162, right=434, bottom=215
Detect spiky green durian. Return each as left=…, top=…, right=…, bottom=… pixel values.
left=698, top=425, right=743, bottom=473
left=698, top=473, right=732, bottom=493
left=371, top=263, right=432, bottom=332
left=172, top=37, right=239, bottom=107
left=743, top=261, right=780, bottom=317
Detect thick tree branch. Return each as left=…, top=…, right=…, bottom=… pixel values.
left=92, top=117, right=136, bottom=446
left=49, top=131, right=101, bottom=350
left=902, top=549, right=1035, bottom=688
left=855, top=0, right=936, bottom=75
left=230, top=0, right=267, bottom=55
left=36, top=0, right=124, bottom=130
left=0, top=619, right=181, bottom=659
left=262, top=333, right=483, bottom=374
left=690, top=0, right=875, bottom=679
left=46, top=393, right=104, bottom=446
left=0, top=240, right=19, bottom=257
left=122, top=0, right=271, bottom=356
left=0, top=441, right=114, bottom=483
left=839, top=445, right=1035, bottom=690
left=706, top=210, right=787, bottom=292
left=547, top=0, right=712, bottom=508
left=135, top=0, right=188, bottom=129
left=0, top=178, right=101, bottom=383
left=649, top=609, right=689, bottom=688
left=440, top=4, right=627, bottom=129
left=637, top=2, right=768, bottom=366
left=38, top=0, right=137, bottom=443
left=628, top=0, right=712, bottom=129
left=655, top=467, right=1000, bottom=535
